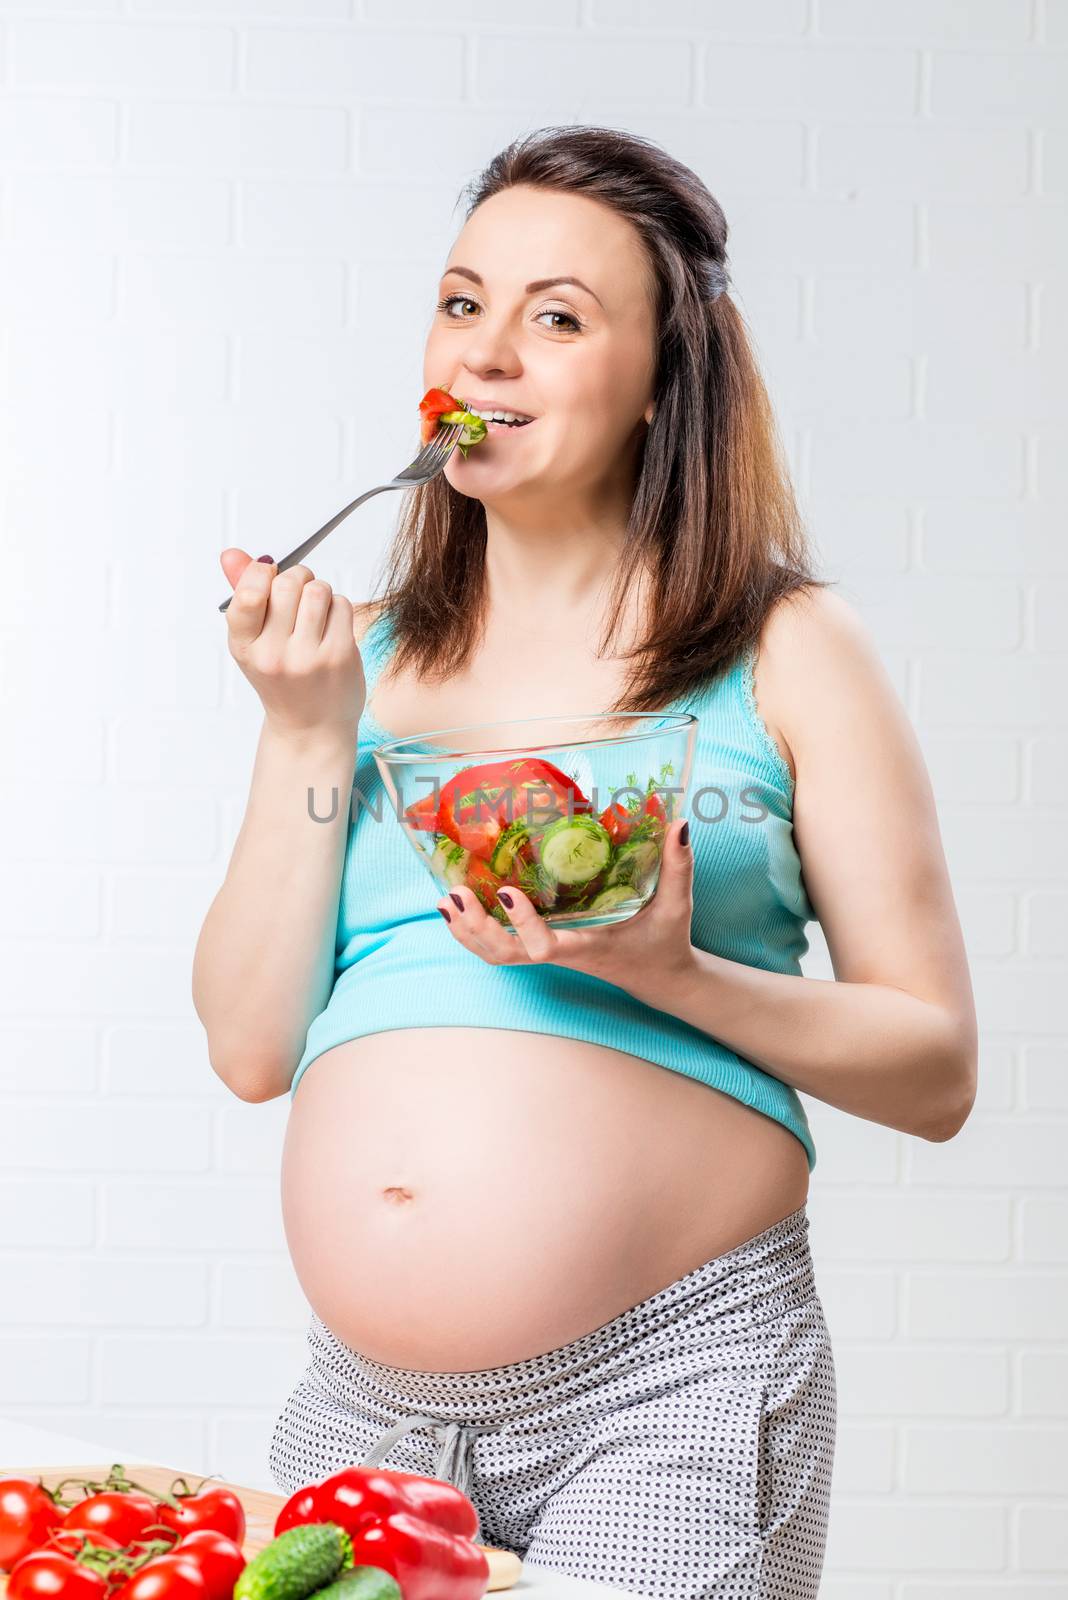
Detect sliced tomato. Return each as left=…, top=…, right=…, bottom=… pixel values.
left=437, top=763, right=511, bottom=856
left=505, top=775, right=588, bottom=831
left=599, top=784, right=669, bottom=846
left=401, top=788, right=441, bottom=834
left=513, top=757, right=590, bottom=802
left=439, top=794, right=504, bottom=857
left=598, top=800, right=634, bottom=845
left=432, top=756, right=591, bottom=857
left=642, top=791, right=669, bottom=829
left=464, top=854, right=507, bottom=911
left=418, top=387, right=459, bottom=446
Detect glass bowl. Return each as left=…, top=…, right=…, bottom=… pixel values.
left=372, top=709, right=698, bottom=932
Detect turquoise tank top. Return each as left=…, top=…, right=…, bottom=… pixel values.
left=289, top=610, right=818, bottom=1171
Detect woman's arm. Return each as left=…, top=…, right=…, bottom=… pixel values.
left=628, top=588, right=979, bottom=1143
left=192, top=720, right=358, bottom=1102
left=192, top=595, right=380, bottom=1103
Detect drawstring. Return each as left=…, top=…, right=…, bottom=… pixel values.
left=359, top=1412, right=498, bottom=1537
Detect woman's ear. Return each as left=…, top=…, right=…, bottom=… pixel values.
left=643, top=400, right=656, bottom=425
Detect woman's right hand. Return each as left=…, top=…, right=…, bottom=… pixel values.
left=219, top=549, right=367, bottom=738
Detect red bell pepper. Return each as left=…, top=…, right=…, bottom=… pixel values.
left=375, top=1473, right=477, bottom=1541
left=350, top=1511, right=489, bottom=1600
left=274, top=1465, right=478, bottom=1542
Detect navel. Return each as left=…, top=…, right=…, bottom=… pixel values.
left=381, top=1185, right=415, bottom=1204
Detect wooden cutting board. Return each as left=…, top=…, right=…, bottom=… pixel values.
left=0, top=1465, right=522, bottom=1593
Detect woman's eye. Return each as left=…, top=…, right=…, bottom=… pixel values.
left=437, top=295, right=480, bottom=319
left=435, top=295, right=581, bottom=333
left=535, top=309, right=581, bottom=332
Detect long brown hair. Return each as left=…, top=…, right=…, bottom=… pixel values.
left=373, top=124, right=833, bottom=715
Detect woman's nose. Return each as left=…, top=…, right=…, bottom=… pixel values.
left=459, top=320, right=522, bottom=380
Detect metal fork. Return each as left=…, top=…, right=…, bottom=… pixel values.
left=217, top=421, right=464, bottom=613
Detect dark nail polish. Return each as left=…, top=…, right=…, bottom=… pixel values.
left=438, top=906, right=451, bottom=923
left=257, top=554, right=274, bottom=563
left=450, top=892, right=464, bottom=912
left=680, top=821, right=690, bottom=847
left=498, top=890, right=514, bottom=908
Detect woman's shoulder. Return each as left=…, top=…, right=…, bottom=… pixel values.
left=351, top=598, right=391, bottom=650
left=754, top=582, right=894, bottom=784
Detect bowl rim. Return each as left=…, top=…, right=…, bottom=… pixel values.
left=370, top=709, right=697, bottom=762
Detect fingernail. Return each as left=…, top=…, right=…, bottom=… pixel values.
left=680, top=821, right=690, bottom=847
left=257, top=554, right=275, bottom=563
left=498, top=890, right=514, bottom=908
left=449, top=892, right=464, bottom=912
left=438, top=906, right=451, bottom=923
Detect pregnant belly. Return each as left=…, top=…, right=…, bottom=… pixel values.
left=281, top=1027, right=809, bottom=1372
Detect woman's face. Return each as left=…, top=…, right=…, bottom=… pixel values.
left=423, top=184, right=658, bottom=509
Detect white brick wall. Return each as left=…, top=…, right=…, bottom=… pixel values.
left=1, top=4, right=1064, bottom=1592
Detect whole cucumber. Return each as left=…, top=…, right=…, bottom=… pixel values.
left=234, top=1523, right=354, bottom=1600
left=306, top=1568, right=401, bottom=1600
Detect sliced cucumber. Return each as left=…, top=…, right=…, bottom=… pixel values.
left=586, top=884, right=640, bottom=914
left=538, top=813, right=612, bottom=886
left=490, top=819, right=530, bottom=877
left=430, top=832, right=470, bottom=887
left=605, top=837, right=660, bottom=891
left=438, top=408, right=487, bottom=453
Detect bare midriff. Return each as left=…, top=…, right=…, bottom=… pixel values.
left=279, top=610, right=809, bottom=1374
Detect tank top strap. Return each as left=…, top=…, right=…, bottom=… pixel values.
left=737, top=637, right=794, bottom=795
left=671, top=640, right=794, bottom=798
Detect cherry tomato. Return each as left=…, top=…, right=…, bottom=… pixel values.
left=64, top=1494, right=160, bottom=1548
left=155, top=1491, right=244, bottom=1548
left=0, top=1481, right=64, bottom=1572
left=172, top=1531, right=245, bottom=1600
left=111, top=1553, right=206, bottom=1600
left=7, top=1549, right=109, bottom=1600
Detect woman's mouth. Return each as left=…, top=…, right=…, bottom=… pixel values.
left=461, top=402, right=536, bottom=436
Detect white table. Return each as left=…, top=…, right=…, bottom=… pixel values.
left=0, top=1417, right=642, bottom=1600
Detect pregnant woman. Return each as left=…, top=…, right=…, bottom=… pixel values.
left=193, top=126, right=977, bottom=1600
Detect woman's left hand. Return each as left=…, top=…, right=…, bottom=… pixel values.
left=434, top=819, right=697, bottom=997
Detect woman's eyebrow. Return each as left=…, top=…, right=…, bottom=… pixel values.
left=441, top=264, right=604, bottom=310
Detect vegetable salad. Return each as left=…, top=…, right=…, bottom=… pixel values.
left=402, top=755, right=680, bottom=925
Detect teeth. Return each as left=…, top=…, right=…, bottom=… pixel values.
left=468, top=406, right=532, bottom=424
